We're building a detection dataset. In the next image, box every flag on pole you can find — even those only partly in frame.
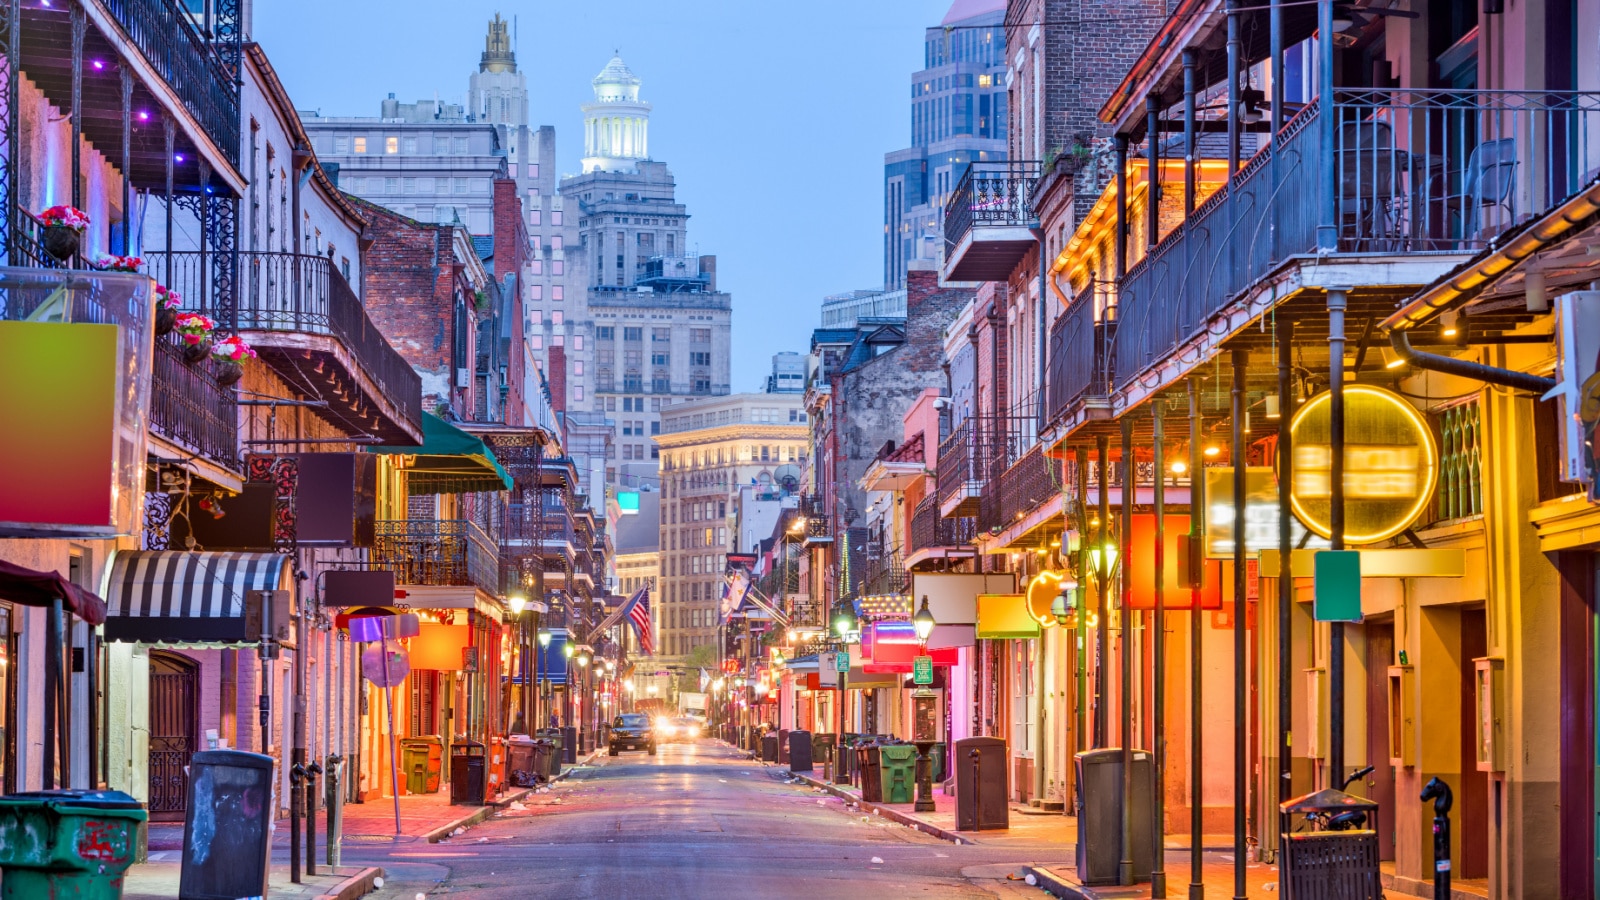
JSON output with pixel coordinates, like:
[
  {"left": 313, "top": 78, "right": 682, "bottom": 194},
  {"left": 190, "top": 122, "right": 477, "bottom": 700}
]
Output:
[
  {"left": 720, "top": 567, "right": 751, "bottom": 625},
  {"left": 625, "top": 587, "right": 655, "bottom": 655}
]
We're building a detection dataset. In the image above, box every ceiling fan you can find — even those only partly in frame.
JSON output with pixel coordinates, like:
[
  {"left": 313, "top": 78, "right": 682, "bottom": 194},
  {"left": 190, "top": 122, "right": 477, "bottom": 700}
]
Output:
[{"left": 1332, "top": 2, "right": 1420, "bottom": 33}]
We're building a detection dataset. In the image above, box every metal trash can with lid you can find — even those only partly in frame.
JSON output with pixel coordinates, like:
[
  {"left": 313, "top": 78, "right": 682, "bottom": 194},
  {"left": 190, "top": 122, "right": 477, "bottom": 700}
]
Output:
[
  {"left": 856, "top": 740, "right": 884, "bottom": 802},
  {"left": 1279, "top": 788, "right": 1381, "bottom": 900},
  {"left": 761, "top": 731, "right": 780, "bottom": 763},
  {"left": 1074, "top": 747, "right": 1154, "bottom": 885},
  {"left": 399, "top": 735, "right": 444, "bottom": 794},
  {"left": 535, "top": 728, "right": 564, "bottom": 776},
  {"left": 0, "top": 789, "right": 147, "bottom": 900},
  {"left": 955, "top": 736, "right": 1009, "bottom": 831},
  {"left": 879, "top": 743, "right": 919, "bottom": 804},
  {"left": 450, "top": 740, "right": 488, "bottom": 805},
  {"left": 788, "top": 729, "right": 813, "bottom": 773}
]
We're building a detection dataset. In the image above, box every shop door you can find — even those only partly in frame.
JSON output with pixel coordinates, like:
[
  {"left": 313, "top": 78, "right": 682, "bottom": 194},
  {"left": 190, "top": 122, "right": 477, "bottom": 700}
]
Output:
[
  {"left": 1458, "top": 608, "right": 1489, "bottom": 878},
  {"left": 1364, "top": 622, "right": 1397, "bottom": 861},
  {"left": 148, "top": 652, "right": 199, "bottom": 822}
]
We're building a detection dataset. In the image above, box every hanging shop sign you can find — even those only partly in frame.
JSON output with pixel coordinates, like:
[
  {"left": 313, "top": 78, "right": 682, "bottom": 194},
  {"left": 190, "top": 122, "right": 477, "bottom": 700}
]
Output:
[
  {"left": 1204, "top": 468, "right": 1327, "bottom": 559},
  {"left": 1289, "top": 385, "right": 1439, "bottom": 545}
]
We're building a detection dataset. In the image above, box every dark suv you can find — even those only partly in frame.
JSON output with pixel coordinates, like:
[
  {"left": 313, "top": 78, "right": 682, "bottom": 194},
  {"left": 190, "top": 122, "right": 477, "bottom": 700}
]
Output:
[{"left": 609, "top": 713, "right": 656, "bottom": 756}]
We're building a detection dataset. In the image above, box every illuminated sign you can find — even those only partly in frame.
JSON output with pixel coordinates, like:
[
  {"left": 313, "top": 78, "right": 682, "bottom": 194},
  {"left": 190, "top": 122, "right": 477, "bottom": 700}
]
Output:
[
  {"left": 1289, "top": 385, "right": 1438, "bottom": 545},
  {"left": 1205, "top": 468, "right": 1327, "bottom": 559}
]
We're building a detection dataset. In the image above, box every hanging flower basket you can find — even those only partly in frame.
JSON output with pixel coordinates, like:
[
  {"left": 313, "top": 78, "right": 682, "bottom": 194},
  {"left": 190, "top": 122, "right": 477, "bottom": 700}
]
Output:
[
  {"left": 38, "top": 206, "right": 89, "bottom": 262},
  {"left": 173, "top": 312, "right": 216, "bottom": 366},
  {"left": 153, "top": 285, "right": 182, "bottom": 336},
  {"left": 92, "top": 253, "right": 144, "bottom": 273},
  {"left": 210, "top": 335, "right": 256, "bottom": 387}
]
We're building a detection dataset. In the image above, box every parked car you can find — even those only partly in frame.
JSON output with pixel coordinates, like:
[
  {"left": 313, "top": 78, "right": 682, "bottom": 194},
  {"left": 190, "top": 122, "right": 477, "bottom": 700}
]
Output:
[
  {"left": 609, "top": 713, "right": 656, "bottom": 756},
  {"left": 656, "top": 716, "right": 704, "bottom": 743}
]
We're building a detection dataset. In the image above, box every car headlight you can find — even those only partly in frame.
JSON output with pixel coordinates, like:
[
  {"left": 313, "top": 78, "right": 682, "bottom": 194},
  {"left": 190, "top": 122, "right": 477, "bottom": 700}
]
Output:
[
  {"left": 659, "top": 725, "right": 675, "bottom": 736},
  {"left": 689, "top": 726, "right": 702, "bottom": 737}
]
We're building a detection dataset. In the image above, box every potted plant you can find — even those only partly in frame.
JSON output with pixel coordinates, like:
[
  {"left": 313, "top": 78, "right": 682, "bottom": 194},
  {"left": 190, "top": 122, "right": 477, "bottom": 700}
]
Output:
[
  {"left": 173, "top": 312, "right": 216, "bottom": 364},
  {"left": 210, "top": 334, "right": 255, "bottom": 387},
  {"left": 153, "top": 285, "right": 182, "bottom": 336},
  {"left": 91, "top": 252, "right": 144, "bottom": 273},
  {"left": 37, "top": 205, "right": 89, "bottom": 262}
]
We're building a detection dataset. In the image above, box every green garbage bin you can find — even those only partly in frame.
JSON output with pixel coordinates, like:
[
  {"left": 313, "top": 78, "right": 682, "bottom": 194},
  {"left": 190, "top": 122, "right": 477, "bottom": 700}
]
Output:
[
  {"left": 399, "top": 735, "right": 443, "bottom": 794},
  {"left": 0, "top": 789, "right": 147, "bottom": 900},
  {"left": 880, "top": 744, "right": 919, "bottom": 804},
  {"left": 536, "top": 728, "right": 564, "bottom": 776}
]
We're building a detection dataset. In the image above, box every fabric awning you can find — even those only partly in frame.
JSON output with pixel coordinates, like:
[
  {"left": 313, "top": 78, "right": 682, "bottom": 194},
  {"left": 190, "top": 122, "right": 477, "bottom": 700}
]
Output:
[
  {"left": 370, "top": 413, "right": 513, "bottom": 495},
  {"left": 0, "top": 560, "right": 106, "bottom": 624},
  {"left": 104, "top": 551, "right": 291, "bottom": 643}
]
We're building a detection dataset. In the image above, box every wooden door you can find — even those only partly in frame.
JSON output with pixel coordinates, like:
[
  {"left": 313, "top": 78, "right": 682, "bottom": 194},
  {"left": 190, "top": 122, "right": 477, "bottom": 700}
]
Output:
[
  {"left": 148, "top": 652, "right": 199, "bottom": 821},
  {"left": 1459, "top": 608, "right": 1490, "bottom": 878},
  {"left": 1364, "top": 622, "right": 1397, "bottom": 861}
]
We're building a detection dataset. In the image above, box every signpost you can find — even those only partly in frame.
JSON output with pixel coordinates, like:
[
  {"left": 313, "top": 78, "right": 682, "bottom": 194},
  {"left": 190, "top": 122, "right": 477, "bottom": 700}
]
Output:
[
  {"left": 835, "top": 650, "right": 851, "bottom": 673},
  {"left": 351, "top": 613, "right": 419, "bottom": 835}
]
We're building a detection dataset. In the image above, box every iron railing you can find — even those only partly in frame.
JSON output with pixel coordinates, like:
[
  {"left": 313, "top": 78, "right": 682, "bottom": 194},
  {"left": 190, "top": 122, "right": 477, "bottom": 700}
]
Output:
[
  {"left": 909, "top": 495, "right": 975, "bottom": 553},
  {"left": 992, "top": 445, "right": 1058, "bottom": 533},
  {"left": 944, "top": 161, "right": 1042, "bottom": 258},
  {"left": 1046, "top": 282, "right": 1115, "bottom": 425},
  {"left": 936, "top": 418, "right": 988, "bottom": 511},
  {"left": 98, "top": 0, "right": 241, "bottom": 165},
  {"left": 373, "top": 519, "right": 499, "bottom": 593},
  {"left": 148, "top": 335, "right": 240, "bottom": 470},
  {"left": 149, "top": 251, "right": 422, "bottom": 431},
  {"left": 861, "top": 549, "right": 907, "bottom": 597}
]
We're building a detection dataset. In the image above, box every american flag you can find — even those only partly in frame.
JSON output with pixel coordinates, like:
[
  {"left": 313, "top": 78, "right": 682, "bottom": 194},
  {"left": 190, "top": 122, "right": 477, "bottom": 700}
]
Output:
[{"left": 625, "top": 587, "right": 655, "bottom": 655}]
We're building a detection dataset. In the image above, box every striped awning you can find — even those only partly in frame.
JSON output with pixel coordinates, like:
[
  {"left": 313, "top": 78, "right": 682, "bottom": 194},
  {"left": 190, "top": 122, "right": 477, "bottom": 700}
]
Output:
[{"left": 104, "top": 551, "right": 292, "bottom": 644}]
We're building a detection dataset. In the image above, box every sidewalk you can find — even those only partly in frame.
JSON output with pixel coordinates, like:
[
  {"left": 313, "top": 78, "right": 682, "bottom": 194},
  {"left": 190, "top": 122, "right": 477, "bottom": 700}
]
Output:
[{"left": 129, "top": 748, "right": 600, "bottom": 899}]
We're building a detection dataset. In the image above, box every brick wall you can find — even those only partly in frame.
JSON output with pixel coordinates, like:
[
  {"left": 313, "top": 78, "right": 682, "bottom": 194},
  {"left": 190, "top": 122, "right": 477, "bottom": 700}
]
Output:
[
  {"left": 493, "top": 177, "right": 528, "bottom": 425},
  {"left": 547, "top": 344, "right": 567, "bottom": 414}
]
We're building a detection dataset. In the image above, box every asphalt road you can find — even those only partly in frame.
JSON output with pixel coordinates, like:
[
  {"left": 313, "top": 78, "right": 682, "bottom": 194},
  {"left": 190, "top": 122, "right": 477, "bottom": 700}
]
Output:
[{"left": 344, "top": 739, "right": 1064, "bottom": 900}]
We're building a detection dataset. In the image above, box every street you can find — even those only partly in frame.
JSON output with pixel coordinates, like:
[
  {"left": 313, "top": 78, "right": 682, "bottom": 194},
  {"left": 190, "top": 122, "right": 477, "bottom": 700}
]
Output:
[{"left": 348, "top": 741, "right": 1054, "bottom": 900}]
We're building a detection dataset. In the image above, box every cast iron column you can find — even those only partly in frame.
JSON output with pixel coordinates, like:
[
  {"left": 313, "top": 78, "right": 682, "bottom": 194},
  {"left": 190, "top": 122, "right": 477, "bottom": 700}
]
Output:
[
  {"left": 1095, "top": 434, "right": 1110, "bottom": 749},
  {"left": 1328, "top": 288, "right": 1349, "bottom": 787},
  {"left": 1187, "top": 379, "right": 1204, "bottom": 900},
  {"left": 1230, "top": 349, "right": 1248, "bottom": 900},
  {"left": 1152, "top": 400, "right": 1167, "bottom": 898},
  {"left": 1119, "top": 417, "right": 1135, "bottom": 887}
]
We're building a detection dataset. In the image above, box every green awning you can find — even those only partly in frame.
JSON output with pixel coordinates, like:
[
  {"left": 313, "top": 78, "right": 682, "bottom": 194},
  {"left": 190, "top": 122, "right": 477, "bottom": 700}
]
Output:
[{"left": 370, "top": 413, "right": 513, "bottom": 495}]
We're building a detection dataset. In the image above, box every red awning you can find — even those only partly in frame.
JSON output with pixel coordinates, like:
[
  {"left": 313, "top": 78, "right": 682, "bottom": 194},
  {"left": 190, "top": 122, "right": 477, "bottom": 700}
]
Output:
[{"left": 0, "top": 560, "right": 107, "bottom": 625}]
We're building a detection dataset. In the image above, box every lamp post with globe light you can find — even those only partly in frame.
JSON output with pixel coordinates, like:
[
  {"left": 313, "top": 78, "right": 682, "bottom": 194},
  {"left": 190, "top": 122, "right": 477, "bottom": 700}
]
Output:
[
  {"left": 831, "top": 601, "right": 857, "bottom": 785},
  {"left": 536, "top": 627, "right": 552, "bottom": 733},
  {"left": 911, "top": 595, "right": 939, "bottom": 812},
  {"left": 508, "top": 594, "right": 529, "bottom": 734}
]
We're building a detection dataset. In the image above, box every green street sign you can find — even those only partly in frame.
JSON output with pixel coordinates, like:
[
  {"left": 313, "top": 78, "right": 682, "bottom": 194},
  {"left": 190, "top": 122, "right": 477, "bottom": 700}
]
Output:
[
  {"left": 835, "top": 651, "right": 850, "bottom": 673},
  {"left": 1314, "top": 550, "right": 1363, "bottom": 622},
  {"left": 913, "top": 655, "right": 933, "bottom": 685}
]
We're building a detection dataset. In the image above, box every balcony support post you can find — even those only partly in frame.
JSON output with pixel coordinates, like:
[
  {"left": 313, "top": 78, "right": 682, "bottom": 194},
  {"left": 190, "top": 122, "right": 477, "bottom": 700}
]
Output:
[
  {"left": 1182, "top": 50, "right": 1198, "bottom": 217},
  {"left": 1094, "top": 434, "right": 1109, "bottom": 749},
  {"left": 1275, "top": 314, "right": 1295, "bottom": 868},
  {"left": 2, "top": 0, "right": 17, "bottom": 265},
  {"left": 1151, "top": 400, "right": 1167, "bottom": 898},
  {"left": 70, "top": 4, "right": 84, "bottom": 216},
  {"left": 1118, "top": 416, "right": 1135, "bottom": 887},
  {"left": 164, "top": 120, "right": 175, "bottom": 286},
  {"left": 1186, "top": 377, "right": 1204, "bottom": 900},
  {"left": 198, "top": 158, "right": 210, "bottom": 313},
  {"left": 1114, "top": 136, "right": 1129, "bottom": 279},
  {"left": 119, "top": 66, "right": 133, "bottom": 254},
  {"left": 1146, "top": 98, "right": 1161, "bottom": 252},
  {"left": 1327, "top": 287, "right": 1348, "bottom": 789},
  {"left": 1075, "top": 446, "right": 1090, "bottom": 759},
  {"left": 1230, "top": 347, "right": 1247, "bottom": 900},
  {"left": 1226, "top": 0, "right": 1241, "bottom": 177},
  {"left": 1269, "top": 0, "right": 1285, "bottom": 141},
  {"left": 1316, "top": 0, "right": 1338, "bottom": 251}
]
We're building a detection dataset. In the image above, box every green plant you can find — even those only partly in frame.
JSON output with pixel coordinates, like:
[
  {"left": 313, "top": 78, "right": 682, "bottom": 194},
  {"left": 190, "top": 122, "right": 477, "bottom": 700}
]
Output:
[{"left": 474, "top": 289, "right": 490, "bottom": 311}]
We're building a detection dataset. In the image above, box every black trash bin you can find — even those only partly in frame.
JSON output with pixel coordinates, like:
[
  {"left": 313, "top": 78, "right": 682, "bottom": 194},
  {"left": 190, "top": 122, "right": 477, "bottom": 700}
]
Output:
[
  {"left": 856, "top": 740, "right": 884, "bottom": 802},
  {"left": 180, "top": 750, "right": 275, "bottom": 900},
  {"left": 562, "top": 726, "right": 578, "bottom": 763},
  {"left": 1279, "top": 788, "right": 1382, "bottom": 900},
  {"left": 450, "top": 741, "right": 487, "bottom": 805},
  {"left": 954, "top": 736, "right": 1009, "bottom": 831},
  {"left": 778, "top": 729, "right": 790, "bottom": 765},
  {"left": 761, "top": 731, "right": 780, "bottom": 763},
  {"left": 788, "top": 730, "right": 813, "bottom": 773},
  {"left": 535, "top": 728, "right": 564, "bottom": 776},
  {"left": 1074, "top": 748, "right": 1155, "bottom": 885}
]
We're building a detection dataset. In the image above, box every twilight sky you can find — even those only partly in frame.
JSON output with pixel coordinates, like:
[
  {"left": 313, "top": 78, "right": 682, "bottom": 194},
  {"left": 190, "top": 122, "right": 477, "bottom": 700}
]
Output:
[{"left": 253, "top": 0, "right": 953, "bottom": 391}]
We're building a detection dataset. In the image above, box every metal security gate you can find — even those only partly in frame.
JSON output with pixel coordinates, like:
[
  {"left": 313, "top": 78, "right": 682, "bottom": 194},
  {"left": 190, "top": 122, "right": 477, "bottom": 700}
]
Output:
[{"left": 149, "top": 652, "right": 199, "bottom": 821}]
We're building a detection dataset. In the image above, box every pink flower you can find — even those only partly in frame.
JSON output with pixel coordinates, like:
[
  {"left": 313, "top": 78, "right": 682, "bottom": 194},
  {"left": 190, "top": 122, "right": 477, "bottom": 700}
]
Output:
[
  {"left": 154, "top": 284, "right": 183, "bottom": 310},
  {"left": 38, "top": 205, "right": 90, "bottom": 232},
  {"left": 211, "top": 334, "right": 257, "bottom": 363},
  {"left": 93, "top": 253, "right": 145, "bottom": 273},
  {"left": 173, "top": 312, "right": 216, "bottom": 337}
]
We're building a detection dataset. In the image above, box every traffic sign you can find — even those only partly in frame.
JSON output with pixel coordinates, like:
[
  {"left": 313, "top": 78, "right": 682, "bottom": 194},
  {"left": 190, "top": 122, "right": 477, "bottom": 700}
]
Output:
[
  {"left": 913, "top": 655, "right": 933, "bottom": 685},
  {"left": 835, "top": 651, "right": 850, "bottom": 673}
]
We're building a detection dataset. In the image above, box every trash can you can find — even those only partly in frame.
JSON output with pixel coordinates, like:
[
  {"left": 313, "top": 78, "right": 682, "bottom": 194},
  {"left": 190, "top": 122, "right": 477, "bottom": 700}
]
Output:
[
  {"left": 507, "top": 735, "right": 539, "bottom": 787},
  {"left": 856, "top": 740, "right": 884, "bottom": 802},
  {"left": 930, "top": 742, "right": 947, "bottom": 783},
  {"left": 0, "top": 789, "right": 147, "bottom": 900},
  {"left": 1279, "top": 788, "right": 1381, "bottom": 900},
  {"left": 1074, "top": 748, "right": 1155, "bottom": 885},
  {"left": 879, "top": 743, "right": 919, "bottom": 804},
  {"left": 175, "top": 750, "right": 274, "bottom": 900},
  {"left": 778, "top": 729, "right": 790, "bottom": 765},
  {"left": 536, "top": 728, "right": 564, "bottom": 776},
  {"left": 811, "top": 732, "right": 836, "bottom": 777},
  {"left": 788, "top": 730, "right": 813, "bottom": 773},
  {"left": 839, "top": 733, "right": 862, "bottom": 783},
  {"left": 954, "top": 736, "right": 1009, "bottom": 831},
  {"left": 562, "top": 726, "right": 578, "bottom": 763},
  {"left": 761, "top": 731, "right": 780, "bottom": 763},
  {"left": 399, "top": 735, "right": 444, "bottom": 794},
  {"left": 534, "top": 739, "right": 556, "bottom": 779},
  {"left": 450, "top": 741, "right": 488, "bottom": 806}
]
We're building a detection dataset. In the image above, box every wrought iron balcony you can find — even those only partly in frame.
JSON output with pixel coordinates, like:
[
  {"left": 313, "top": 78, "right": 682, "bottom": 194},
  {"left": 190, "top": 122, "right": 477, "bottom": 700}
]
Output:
[
  {"left": 1046, "top": 282, "right": 1115, "bottom": 429},
  {"left": 991, "top": 445, "right": 1058, "bottom": 535},
  {"left": 148, "top": 335, "right": 240, "bottom": 472},
  {"left": 861, "top": 550, "right": 907, "bottom": 597},
  {"left": 943, "top": 161, "right": 1041, "bottom": 282},
  {"left": 151, "top": 251, "right": 422, "bottom": 443},
  {"left": 373, "top": 519, "right": 499, "bottom": 594},
  {"left": 1114, "top": 88, "right": 1600, "bottom": 397},
  {"left": 908, "top": 495, "right": 975, "bottom": 555}
]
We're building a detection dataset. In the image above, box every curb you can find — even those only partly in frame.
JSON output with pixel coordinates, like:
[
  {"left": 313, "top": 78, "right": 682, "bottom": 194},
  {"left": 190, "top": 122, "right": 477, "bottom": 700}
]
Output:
[
  {"left": 312, "top": 865, "right": 385, "bottom": 900},
  {"left": 423, "top": 749, "right": 601, "bottom": 843},
  {"left": 1025, "top": 865, "right": 1090, "bottom": 900},
  {"left": 793, "top": 773, "right": 971, "bottom": 846}
]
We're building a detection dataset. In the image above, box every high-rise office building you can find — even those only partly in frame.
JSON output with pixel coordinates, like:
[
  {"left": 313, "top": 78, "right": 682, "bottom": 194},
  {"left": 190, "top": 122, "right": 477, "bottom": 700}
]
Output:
[
  {"left": 883, "top": 0, "right": 1008, "bottom": 289},
  {"left": 558, "top": 57, "right": 733, "bottom": 485}
]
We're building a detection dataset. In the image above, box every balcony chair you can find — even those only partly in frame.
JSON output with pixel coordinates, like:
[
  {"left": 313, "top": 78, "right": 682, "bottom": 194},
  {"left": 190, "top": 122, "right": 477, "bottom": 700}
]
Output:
[
  {"left": 1335, "top": 119, "right": 1405, "bottom": 251},
  {"left": 1444, "top": 137, "right": 1518, "bottom": 243}
]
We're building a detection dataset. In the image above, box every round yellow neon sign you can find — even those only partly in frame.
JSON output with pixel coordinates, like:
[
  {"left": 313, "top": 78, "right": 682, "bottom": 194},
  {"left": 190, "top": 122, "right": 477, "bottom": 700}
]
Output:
[{"left": 1287, "top": 384, "right": 1438, "bottom": 545}]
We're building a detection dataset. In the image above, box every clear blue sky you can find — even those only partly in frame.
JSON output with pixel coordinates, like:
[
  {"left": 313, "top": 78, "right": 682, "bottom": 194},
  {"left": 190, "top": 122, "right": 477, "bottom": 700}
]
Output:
[{"left": 253, "top": 0, "right": 952, "bottom": 391}]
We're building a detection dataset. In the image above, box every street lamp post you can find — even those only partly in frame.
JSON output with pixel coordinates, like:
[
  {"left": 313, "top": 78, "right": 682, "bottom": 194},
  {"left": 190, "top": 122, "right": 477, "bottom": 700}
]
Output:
[
  {"left": 832, "top": 603, "right": 856, "bottom": 785},
  {"left": 911, "top": 595, "right": 938, "bottom": 813},
  {"left": 537, "top": 628, "right": 551, "bottom": 732},
  {"left": 509, "top": 595, "right": 528, "bottom": 734}
]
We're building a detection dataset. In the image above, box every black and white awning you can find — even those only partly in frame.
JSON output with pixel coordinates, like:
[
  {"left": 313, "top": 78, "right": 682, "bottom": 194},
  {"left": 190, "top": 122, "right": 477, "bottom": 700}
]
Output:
[{"left": 104, "top": 551, "right": 292, "bottom": 644}]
